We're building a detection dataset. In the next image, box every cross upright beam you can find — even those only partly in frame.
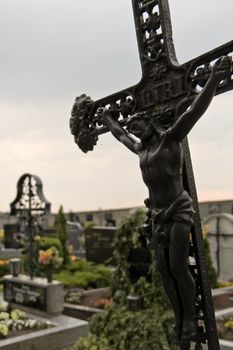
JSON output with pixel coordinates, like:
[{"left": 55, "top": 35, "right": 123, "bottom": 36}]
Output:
[{"left": 70, "top": 1, "right": 233, "bottom": 349}]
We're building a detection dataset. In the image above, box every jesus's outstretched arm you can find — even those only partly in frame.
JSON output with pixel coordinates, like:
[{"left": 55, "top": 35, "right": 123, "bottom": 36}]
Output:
[
  {"left": 101, "top": 108, "right": 139, "bottom": 154},
  {"left": 169, "top": 56, "right": 232, "bottom": 142}
]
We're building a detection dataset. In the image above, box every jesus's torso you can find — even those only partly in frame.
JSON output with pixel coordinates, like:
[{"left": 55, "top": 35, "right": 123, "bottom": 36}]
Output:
[{"left": 139, "top": 135, "right": 184, "bottom": 209}]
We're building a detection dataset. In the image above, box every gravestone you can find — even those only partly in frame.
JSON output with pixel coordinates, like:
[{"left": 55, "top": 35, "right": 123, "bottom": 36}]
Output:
[
  {"left": 85, "top": 226, "right": 115, "bottom": 265},
  {"left": 3, "top": 223, "right": 23, "bottom": 249},
  {"left": 204, "top": 213, "right": 233, "bottom": 281},
  {"left": 4, "top": 174, "right": 64, "bottom": 316},
  {"left": 66, "top": 221, "right": 84, "bottom": 251},
  {"left": 3, "top": 275, "right": 64, "bottom": 315}
]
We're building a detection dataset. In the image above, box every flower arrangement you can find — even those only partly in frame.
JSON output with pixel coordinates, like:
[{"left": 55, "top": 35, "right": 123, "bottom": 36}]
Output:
[
  {"left": 38, "top": 246, "right": 63, "bottom": 268},
  {"left": 0, "top": 305, "right": 51, "bottom": 338},
  {"left": 0, "top": 324, "right": 8, "bottom": 337},
  {"left": 224, "top": 317, "right": 233, "bottom": 329},
  {"left": 70, "top": 255, "right": 78, "bottom": 262},
  {"left": 0, "top": 259, "right": 10, "bottom": 266},
  {"left": 0, "top": 259, "right": 11, "bottom": 280},
  {"left": 39, "top": 246, "right": 63, "bottom": 283},
  {"left": 95, "top": 298, "right": 113, "bottom": 310}
]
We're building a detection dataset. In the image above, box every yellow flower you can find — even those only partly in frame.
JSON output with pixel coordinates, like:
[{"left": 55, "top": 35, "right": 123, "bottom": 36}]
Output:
[
  {"left": 67, "top": 245, "right": 74, "bottom": 254},
  {"left": 34, "top": 235, "right": 41, "bottom": 241},
  {"left": 39, "top": 247, "right": 63, "bottom": 267},
  {"left": 11, "top": 309, "right": 26, "bottom": 321},
  {"left": 0, "top": 324, "right": 9, "bottom": 337},
  {"left": 0, "top": 312, "right": 9, "bottom": 321},
  {"left": 224, "top": 317, "right": 233, "bottom": 329},
  {"left": 202, "top": 224, "right": 209, "bottom": 239},
  {"left": 47, "top": 248, "right": 54, "bottom": 257}
]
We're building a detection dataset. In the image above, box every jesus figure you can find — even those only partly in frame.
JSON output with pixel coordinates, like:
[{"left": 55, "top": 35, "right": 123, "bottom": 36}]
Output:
[{"left": 100, "top": 56, "right": 231, "bottom": 342}]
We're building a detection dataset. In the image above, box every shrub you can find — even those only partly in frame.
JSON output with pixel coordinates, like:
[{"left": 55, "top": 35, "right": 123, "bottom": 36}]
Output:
[
  {"left": 203, "top": 237, "right": 218, "bottom": 288},
  {"left": 75, "top": 210, "right": 177, "bottom": 350},
  {"left": 54, "top": 259, "right": 112, "bottom": 289},
  {"left": 75, "top": 306, "right": 176, "bottom": 350},
  {"left": 56, "top": 205, "right": 70, "bottom": 266},
  {"left": 65, "top": 259, "right": 94, "bottom": 273}
]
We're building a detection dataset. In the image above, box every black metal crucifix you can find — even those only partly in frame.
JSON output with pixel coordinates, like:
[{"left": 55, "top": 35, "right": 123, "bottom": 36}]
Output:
[
  {"left": 70, "top": 1, "right": 233, "bottom": 349},
  {"left": 10, "top": 174, "right": 51, "bottom": 279}
]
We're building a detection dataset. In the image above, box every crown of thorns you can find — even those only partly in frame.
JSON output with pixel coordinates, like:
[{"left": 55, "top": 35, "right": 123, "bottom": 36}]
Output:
[{"left": 126, "top": 112, "right": 148, "bottom": 128}]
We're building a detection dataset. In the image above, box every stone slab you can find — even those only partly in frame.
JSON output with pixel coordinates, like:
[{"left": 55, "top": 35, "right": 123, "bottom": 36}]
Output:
[
  {"left": 64, "top": 303, "right": 102, "bottom": 321},
  {"left": 0, "top": 249, "right": 23, "bottom": 259},
  {"left": 0, "top": 314, "right": 88, "bottom": 350},
  {"left": 3, "top": 275, "right": 64, "bottom": 315},
  {"left": 219, "top": 339, "right": 233, "bottom": 350}
]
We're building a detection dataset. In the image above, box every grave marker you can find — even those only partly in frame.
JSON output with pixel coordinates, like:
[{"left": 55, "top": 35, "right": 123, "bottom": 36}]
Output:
[
  {"left": 85, "top": 226, "right": 115, "bottom": 265},
  {"left": 3, "top": 275, "right": 64, "bottom": 315}
]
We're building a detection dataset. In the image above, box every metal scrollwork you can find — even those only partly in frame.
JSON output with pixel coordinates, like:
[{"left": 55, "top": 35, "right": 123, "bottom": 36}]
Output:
[
  {"left": 139, "top": 0, "right": 164, "bottom": 61},
  {"left": 191, "top": 54, "right": 233, "bottom": 93},
  {"left": 70, "top": 93, "right": 136, "bottom": 152},
  {"left": 70, "top": 94, "right": 97, "bottom": 153},
  {"left": 10, "top": 174, "right": 51, "bottom": 279}
]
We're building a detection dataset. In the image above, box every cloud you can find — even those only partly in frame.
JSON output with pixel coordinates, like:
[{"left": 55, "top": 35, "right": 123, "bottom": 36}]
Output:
[{"left": 0, "top": 0, "right": 232, "bottom": 212}]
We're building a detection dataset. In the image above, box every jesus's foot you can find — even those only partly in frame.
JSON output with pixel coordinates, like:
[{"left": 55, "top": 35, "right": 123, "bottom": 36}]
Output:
[
  {"left": 173, "top": 322, "right": 182, "bottom": 340},
  {"left": 181, "top": 319, "right": 197, "bottom": 343}
]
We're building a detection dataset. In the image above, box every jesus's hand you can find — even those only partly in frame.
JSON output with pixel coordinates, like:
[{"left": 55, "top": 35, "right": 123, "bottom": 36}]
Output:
[{"left": 212, "top": 55, "right": 232, "bottom": 82}]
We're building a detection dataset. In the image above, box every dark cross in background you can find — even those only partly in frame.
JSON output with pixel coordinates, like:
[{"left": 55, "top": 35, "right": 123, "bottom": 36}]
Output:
[
  {"left": 10, "top": 174, "right": 51, "bottom": 279},
  {"left": 70, "top": 1, "right": 233, "bottom": 349}
]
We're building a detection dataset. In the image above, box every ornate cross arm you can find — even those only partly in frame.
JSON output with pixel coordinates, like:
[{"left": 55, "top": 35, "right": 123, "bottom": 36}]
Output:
[
  {"left": 70, "top": 90, "right": 137, "bottom": 153},
  {"left": 184, "top": 40, "right": 233, "bottom": 96},
  {"left": 70, "top": 0, "right": 232, "bottom": 154},
  {"left": 70, "top": 52, "right": 232, "bottom": 153}
]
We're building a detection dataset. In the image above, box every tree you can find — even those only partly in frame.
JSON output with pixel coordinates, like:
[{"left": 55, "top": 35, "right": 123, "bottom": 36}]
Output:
[{"left": 56, "top": 205, "right": 70, "bottom": 266}]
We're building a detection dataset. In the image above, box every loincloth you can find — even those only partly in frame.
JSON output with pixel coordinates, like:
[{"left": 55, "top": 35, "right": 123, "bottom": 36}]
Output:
[{"left": 151, "top": 191, "right": 195, "bottom": 248}]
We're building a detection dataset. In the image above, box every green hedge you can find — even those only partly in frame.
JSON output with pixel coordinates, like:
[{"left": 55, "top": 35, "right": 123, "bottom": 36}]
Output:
[
  {"left": 54, "top": 259, "right": 112, "bottom": 289},
  {"left": 75, "top": 210, "right": 177, "bottom": 350},
  {"left": 75, "top": 304, "right": 176, "bottom": 350}
]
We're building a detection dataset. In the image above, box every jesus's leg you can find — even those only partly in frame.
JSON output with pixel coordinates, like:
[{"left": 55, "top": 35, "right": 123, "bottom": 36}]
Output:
[
  {"left": 155, "top": 237, "right": 183, "bottom": 339},
  {"left": 169, "top": 221, "right": 196, "bottom": 342}
]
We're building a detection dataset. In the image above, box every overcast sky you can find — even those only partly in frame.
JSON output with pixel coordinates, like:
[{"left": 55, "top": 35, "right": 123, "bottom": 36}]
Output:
[{"left": 0, "top": 0, "right": 232, "bottom": 213}]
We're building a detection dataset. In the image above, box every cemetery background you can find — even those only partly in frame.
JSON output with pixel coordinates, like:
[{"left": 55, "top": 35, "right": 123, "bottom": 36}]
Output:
[
  {"left": 0, "top": 194, "right": 230, "bottom": 349},
  {"left": 0, "top": 197, "right": 232, "bottom": 349}
]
